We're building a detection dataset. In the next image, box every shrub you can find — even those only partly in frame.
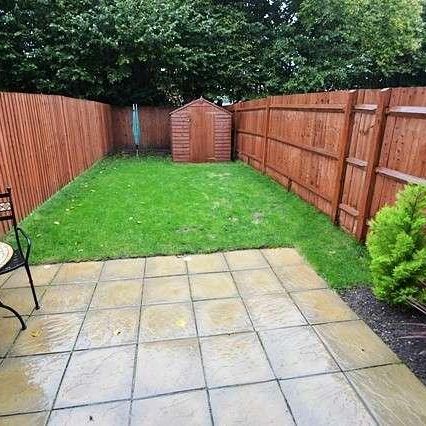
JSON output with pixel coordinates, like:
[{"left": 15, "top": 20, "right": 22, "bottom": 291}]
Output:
[{"left": 366, "top": 184, "right": 426, "bottom": 306}]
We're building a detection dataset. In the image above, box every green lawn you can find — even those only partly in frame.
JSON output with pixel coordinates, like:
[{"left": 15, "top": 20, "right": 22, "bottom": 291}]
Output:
[{"left": 6, "top": 156, "right": 370, "bottom": 289}]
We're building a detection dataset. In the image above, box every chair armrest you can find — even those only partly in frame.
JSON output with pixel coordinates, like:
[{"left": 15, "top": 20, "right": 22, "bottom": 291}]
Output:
[{"left": 16, "top": 227, "right": 31, "bottom": 262}]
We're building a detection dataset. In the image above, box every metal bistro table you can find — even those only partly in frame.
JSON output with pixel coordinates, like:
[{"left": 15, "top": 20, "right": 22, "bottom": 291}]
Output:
[{"left": 0, "top": 241, "right": 27, "bottom": 329}]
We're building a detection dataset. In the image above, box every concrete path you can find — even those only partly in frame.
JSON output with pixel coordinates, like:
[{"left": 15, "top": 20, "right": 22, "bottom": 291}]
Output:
[{"left": 0, "top": 248, "right": 425, "bottom": 425}]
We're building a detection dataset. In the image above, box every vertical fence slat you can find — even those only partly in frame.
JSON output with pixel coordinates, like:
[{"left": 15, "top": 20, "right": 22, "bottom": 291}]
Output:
[{"left": 355, "top": 88, "right": 392, "bottom": 240}]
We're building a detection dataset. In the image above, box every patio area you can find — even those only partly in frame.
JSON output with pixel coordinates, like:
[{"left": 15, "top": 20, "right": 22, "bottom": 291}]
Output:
[{"left": 0, "top": 248, "right": 425, "bottom": 425}]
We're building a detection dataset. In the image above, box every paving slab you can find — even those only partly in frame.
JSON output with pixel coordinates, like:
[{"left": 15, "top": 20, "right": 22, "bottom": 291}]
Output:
[
  {"left": 52, "top": 261, "right": 103, "bottom": 284},
  {"left": 189, "top": 272, "right": 238, "bottom": 300},
  {"left": 0, "top": 317, "right": 22, "bottom": 357},
  {"left": 194, "top": 298, "right": 252, "bottom": 336},
  {"left": 10, "top": 312, "right": 84, "bottom": 356},
  {"left": 200, "top": 332, "right": 274, "bottom": 387},
  {"left": 143, "top": 275, "right": 190, "bottom": 305},
  {"left": 315, "top": 320, "right": 400, "bottom": 370},
  {"left": 0, "top": 286, "right": 46, "bottom": 317},
  {"left": 145, "top": 256, "right": 186, "bottom": 277},
  {"left": 259, "top": 326, "right": 339, "bottom": 379},
  {"left": 2, "top": 264, "right": 60, "bottom": 288},
  {"left": 100, "top": 258, "right": 145, "bottom": 281},
  {"left": 224, "top": 249, "right": 269, "bottom": 270},
  {"left": 76, "top": 307, "right": 139, "bottom": 350},
  {"left": 49, "top": 401, "right": 130, "bottom": 426},
  {"left": 0, "top": 412, "right": 49, "bottom": 426},
  {"left": 55, "top": 345, "right": 135, "bottom": 408},
  {"left": 90, "top": 279, "right": 142, "bottom": 309},
  {"left": 291, "top": 289, "right": 358, "bottom": 324},
  {"left": 244, "top": 293, "right": 306, "bottom": 330},
  {"left": 210, "top": 381, "right": 294, "bottom": 425},
  {"left": 261, "top": 248, "right": 304, "bottom": 268},
  {"left": 186, "top": 253, "right": 228, "bottom": 274},
  {"left": 139, "top": 302, "right": 196, "bottom": 341},
  {"left": 131, "top": 390, "right": 211, "bottom": 426},
  {"left": 0, "top": 353, "right": 68, "bottom": 415},
  {"left": 280, "top": 373, "right": 375, "bottom": 425},
  {"left": 275, "top": 264, "right": 328, "bottom": 292},
  {"left": 134, "top": 338, "right": 204, "bottom": 398},
  {"left": 233, "top": 269, "right": 284, "bottom": 297},
  {"left": 347, "top": 364, "right": 426, "bottom": 425}
]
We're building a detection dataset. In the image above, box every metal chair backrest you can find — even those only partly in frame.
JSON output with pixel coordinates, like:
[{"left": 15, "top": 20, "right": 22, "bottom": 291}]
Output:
[{"left": 0, "top": 187, "right": 18, "bottom": 228}]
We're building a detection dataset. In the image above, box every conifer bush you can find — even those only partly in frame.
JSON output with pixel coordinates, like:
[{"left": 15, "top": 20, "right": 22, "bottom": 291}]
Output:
[{"left": 366, "top": 184, "right": 426, "bottom": 306}]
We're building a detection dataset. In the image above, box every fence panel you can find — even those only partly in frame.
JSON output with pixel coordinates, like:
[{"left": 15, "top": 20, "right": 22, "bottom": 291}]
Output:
[
  {"left": 233, "top": 87, "right": 426, "bottom": 240},
  {"left": 0, "top": 92, "right": 113, "bottom": 235},
  {"left": 112, "top": 106, "right": 173, "bottom": 152}
]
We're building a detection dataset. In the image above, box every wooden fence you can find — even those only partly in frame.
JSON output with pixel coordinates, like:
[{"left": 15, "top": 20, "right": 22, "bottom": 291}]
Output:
[
  {"left": 112, "top": 106, "right": 173, "bottom": 152},
  {"left": 229, "top": 87, "right": 426, "bottom": 240},
  {"left": 0, "top": 92, "right": 113, "bottom": 235}
]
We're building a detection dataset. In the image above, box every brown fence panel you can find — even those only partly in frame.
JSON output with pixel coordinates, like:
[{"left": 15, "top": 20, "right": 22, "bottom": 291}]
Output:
[
  {"left": 233, "top": 87, "right": 426, "bottom": 241},
  {"left": 0, "top": 92, "right": 113, "bottom": 235},
  {"left": 112, "top": 106, "right": 173, "bottom": 152}
]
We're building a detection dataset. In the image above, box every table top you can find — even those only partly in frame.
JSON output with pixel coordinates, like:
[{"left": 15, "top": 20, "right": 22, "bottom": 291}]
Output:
[{"left": 0, "top": 242, "right": 13, "bottom": 269}]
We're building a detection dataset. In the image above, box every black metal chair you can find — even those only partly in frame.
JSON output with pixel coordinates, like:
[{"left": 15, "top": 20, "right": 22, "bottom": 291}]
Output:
[{"left": 0, "top": 187, "right": 39, "bottom": 329}]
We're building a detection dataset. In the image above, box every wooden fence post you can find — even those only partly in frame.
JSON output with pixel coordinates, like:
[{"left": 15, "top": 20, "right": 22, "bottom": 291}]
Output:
[
  {"left": 261, "top": 97, "right": 271, "bottom": 173},
  {"left": 232, "top": 102, "right": 240, "bottom": 161},
  {"left": 356, "top": 88, "right": 392, "bottom": 241},
  {"left": 332, "top": 90, "right": 357, "bottom": 223}
]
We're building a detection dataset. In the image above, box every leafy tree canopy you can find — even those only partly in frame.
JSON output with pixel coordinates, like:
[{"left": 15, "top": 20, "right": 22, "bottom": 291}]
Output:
[{"left": 0, "top": 0, "right": 424, "bottom": 105}]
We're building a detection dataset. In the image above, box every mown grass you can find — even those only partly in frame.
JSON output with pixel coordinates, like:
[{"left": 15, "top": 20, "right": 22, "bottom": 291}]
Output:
[{"left": 5, "top": 156, "right": 370, "bottom": 289}]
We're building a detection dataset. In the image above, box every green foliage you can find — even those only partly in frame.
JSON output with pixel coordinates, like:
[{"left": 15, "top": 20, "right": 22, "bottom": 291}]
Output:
[
  {"left": 367, "top": 185, "right": 426, "bottom": 305},
  {"left": 0, "top": 0, "right": 425, "bottom": 104}
]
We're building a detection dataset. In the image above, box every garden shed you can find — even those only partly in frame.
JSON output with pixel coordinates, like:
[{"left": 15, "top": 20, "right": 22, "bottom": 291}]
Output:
[{"left": 170, "top": 97, "right": 232, "bottom": 162}]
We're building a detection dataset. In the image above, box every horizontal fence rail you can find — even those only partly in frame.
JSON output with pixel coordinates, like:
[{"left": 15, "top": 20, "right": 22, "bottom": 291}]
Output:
[
  {"left": 229, "top": 87, "right": 426, "bottom": 241},
  {"left": 0, "top": 92, "right": 114, "bottom": 235}
]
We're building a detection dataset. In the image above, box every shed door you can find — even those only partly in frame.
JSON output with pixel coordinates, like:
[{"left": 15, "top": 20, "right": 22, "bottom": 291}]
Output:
[{"left": 189, "top": 108, "right": 215, "bottom": 162}]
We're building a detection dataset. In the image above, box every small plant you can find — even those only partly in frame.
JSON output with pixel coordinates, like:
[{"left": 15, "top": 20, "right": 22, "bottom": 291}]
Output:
[{"left": 366, "top": 184, "right": 426, "bottom": 308}]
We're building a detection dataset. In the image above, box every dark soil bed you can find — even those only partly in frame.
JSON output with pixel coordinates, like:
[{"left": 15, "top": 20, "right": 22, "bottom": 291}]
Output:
[{"left": 340, "top": 286, "right": 426, "bottom": 385}]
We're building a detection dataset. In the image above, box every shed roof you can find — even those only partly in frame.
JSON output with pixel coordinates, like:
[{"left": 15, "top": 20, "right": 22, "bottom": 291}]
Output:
[{"left": 170, "top": 97, "right": 232, "bottom": 116}]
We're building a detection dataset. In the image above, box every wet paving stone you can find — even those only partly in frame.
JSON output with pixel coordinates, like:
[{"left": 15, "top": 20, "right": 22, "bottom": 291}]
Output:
[
  {"left": 139, "top": 303, "right": 196, "bottom": 342},
  {"left": 49, "top": 400, "right": 130, "bottom": 426},
  {"left": 143, "top": 275, "right": 190, "bottom": 305},
  {"left": 37, "top": 283, "right": 94, "bottom": 314},
  {"left": 275, "top": 264, "right": 328, "bottom": 292},
  {"left": 131, "top": 390, "right": 211, "bottom": 426},
  {"left": 347, "top": 364, "right": 426, "bottom": 425},
  {"left": 189, "top": 272, "right": 238, "bottom": 300},
  {"left": 11, "top": 313, "right": 84, "bottom": 356},
  {"left": 0, "top": 317, "right": 22, "bottom": 357},
  {"left": 100, "top": 258, "right": 145, "bottom": 281},
  {"left": 233, "top": 269, "right": 283, "bottom": 297},
  {"left": 261, "top": 248, "right": 304, "bottom": 269},
  {"left": 210, "top": 381, "right": 294, "bottom": 426},
  {"left": 291, "top": 289, "right": 358, "bottom": 324},
  {"left": 0, "top": 411, "right": 49, "bottom": 426},
  {"left": 55, "top": 345, "right": 135, "bottom": 408},
  {"left": 200, "top": 332, "right": 274, "bottom": 387},
  {"left": 76, "top": 307, "right": 140, "bottom": 350},
  {"left": 0, "top": 286, "right": 45, "bottom": 317},
  {"left": 145, "top": 256, "right": 186, "bottom": 277},
  {"left": 0, "top": 272, "right": 11, "bottom": 287},
  {"left": 280, "top": 373, "right": 375, "bottom": 426},
  {"left": 224, "top": 249, "right": 269, "bottom": 270},
  {"left": 315, "top": 320, "right": 400, "bottom": 370},
  {"left": 134, "top": 338, "right": 204, "bottom": 398},
  {"left": 186, "top": 253, "right": 228, "bottom": 274},
  {"left": 90, "top": 280, "right": 142, "bottom": 309},
  {"left": 244, "top": 293, "right": 307, "bottom": 331},
  {"left": 0, "top": 353, "right": 68, "bottom": 415},
  {"left": 259, "top": 326, "right": 339, "bottom": 379},
  {"left": 3, "top": 264, "right": 60, "bottom": 288},
  {"left": 52, "top": 261, "right": 103, "bottom": 284},
  {"left": 194, "top": 298, "right": 252, "bottom": 336}
]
